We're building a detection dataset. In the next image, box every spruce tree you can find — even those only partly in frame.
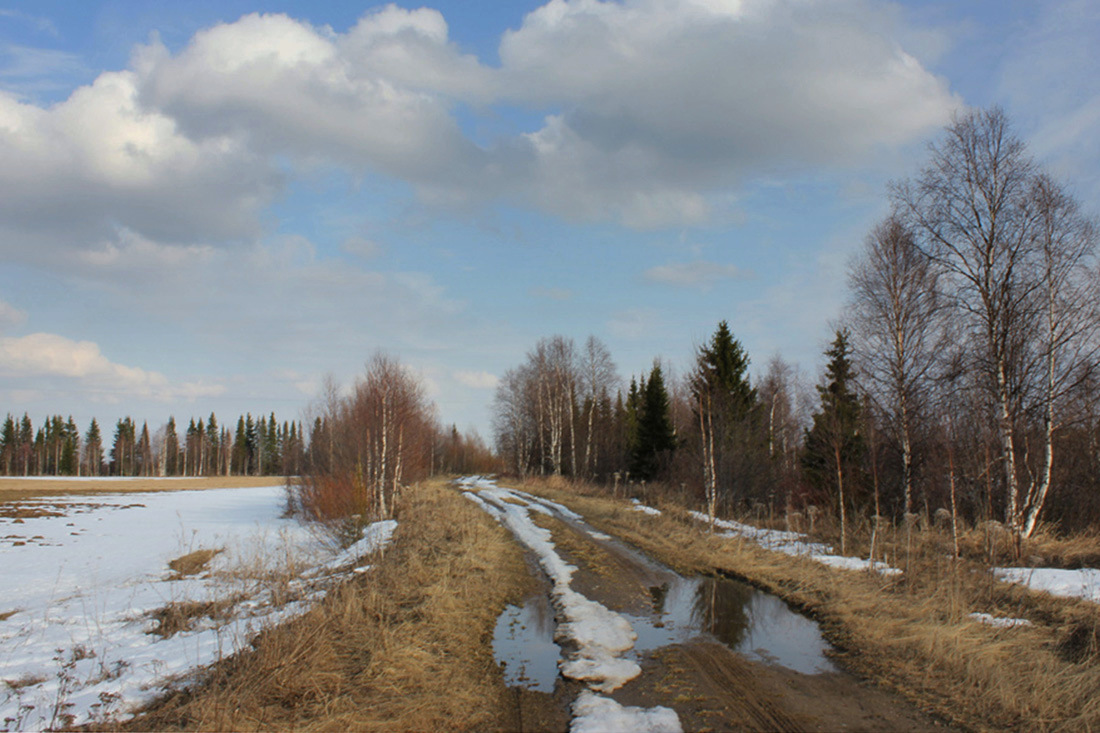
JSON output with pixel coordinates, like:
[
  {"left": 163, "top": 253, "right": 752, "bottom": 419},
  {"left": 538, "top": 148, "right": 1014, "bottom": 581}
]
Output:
[
  {"left": 1, "top": 414, "right": 15, "bottom": 475},
  {"left": 802, "top": 328, "right": 865, "bottom": 552},
  {"left": 18, "top": 414, "right": 33, "bottom": 475},
  {"left": 85, "top": 419, "right": 103, "bottom": 476},
  {"left": 165, "top": 417, "right": 179, "bottom": 476},
  {"left": 631, "top": 362, "right": 677, "bottom": 481}
]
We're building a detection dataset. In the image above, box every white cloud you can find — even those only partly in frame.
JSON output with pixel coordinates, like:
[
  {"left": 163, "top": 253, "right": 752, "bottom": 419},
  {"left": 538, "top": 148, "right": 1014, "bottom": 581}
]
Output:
[
  {"left": 643, "top": 261, "right": 745, "bottom": 290},
  {"left": 454, "top": 370, "right": 500, "bottom": 389},
  {"left": 0, "top": 69, "right": 277, "bottom": 261},
  {"left": 0, "top": 332, "right": 225, "bottom": 402},
  {"left": 123, "top": 1, "right": 958, "bottom": 230}
]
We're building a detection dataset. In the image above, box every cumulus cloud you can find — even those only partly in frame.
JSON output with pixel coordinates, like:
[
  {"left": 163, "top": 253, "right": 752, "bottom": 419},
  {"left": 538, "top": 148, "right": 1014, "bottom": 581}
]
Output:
[
  {"left": 131, "top": 0, "right": 957, "bottom": 228},
  {"left": 0, "top": 69, "right": 277, "bottom": 261},
  {"left": 454, "top": 370, "right": 500, "bottom": 389},
  {"left": 0, "top": 0, "right": 962, "bottom": 260},
  {"left": 0, "top": 332, "right": 225, "bottom": 402},
  {"left": 643, "top": 261, "right": 745, "bottom": 290}
]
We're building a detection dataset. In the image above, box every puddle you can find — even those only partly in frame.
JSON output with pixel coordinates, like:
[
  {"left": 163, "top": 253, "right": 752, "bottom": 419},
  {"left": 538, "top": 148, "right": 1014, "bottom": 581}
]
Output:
[
  {"left": 490, "top": 496, "right": 835, "bottom": 692},
  {"left": 492, "top": 591, "right": 561, "bottom": 692},
  {"left": 627, "top": 574, "right": 836, "bottom": 675}
]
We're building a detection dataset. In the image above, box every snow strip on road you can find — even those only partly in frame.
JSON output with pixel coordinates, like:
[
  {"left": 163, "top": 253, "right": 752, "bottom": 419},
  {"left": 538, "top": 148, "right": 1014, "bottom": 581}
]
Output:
[
  {"left": 459, "top": 477, "right": 680, "bottom": 733},
  {"left": 993, "top": 567, "right": 1100, "bottom": 604},
  {"left": 679, "top": 509, "right": 901, "bottom": 575}
]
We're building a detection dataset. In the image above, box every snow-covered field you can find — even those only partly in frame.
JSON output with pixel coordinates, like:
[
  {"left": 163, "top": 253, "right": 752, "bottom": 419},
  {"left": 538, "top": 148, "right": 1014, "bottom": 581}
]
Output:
[
  {"left": 0, "top": 484, "right": 394, "bottom": 731},
  {"left": 461, "top": 477, "right": 681, "bottom": 733}
]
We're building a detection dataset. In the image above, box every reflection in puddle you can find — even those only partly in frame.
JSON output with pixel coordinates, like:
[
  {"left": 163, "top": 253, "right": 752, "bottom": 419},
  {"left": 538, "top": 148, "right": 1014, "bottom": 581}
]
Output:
[
  {"left": 493, "top": 574, "right": 834, "bottom": 692},
  {"left": 493, "top": 592, "right": 561, "bottom": 692},
  {"left": 627, "top": 575, "right": 836, "bottom": 675}
]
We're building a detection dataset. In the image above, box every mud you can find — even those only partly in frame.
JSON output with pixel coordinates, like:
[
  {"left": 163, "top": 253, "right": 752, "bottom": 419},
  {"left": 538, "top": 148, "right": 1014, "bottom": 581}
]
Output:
[{"left": 501, "top": 509, "right": 953, "bottom": 732}]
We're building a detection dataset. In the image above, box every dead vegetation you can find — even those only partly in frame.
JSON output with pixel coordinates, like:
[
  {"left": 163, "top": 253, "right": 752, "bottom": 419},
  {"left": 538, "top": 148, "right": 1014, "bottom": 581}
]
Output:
[
  {"left": 167, "top": 549, "right": 223, "bottom": 578},
  {"left": 148, "top": 598, "right": 243, "bottom": 638},
  {"left": 518, "top": 477, "right": 1100, "bottom": 731},
  {"left": 122, "top": 478, "right": 534, "bottom": 731},
  {"left": 0, "top": 476, "right": 286, "bottom": 503}
]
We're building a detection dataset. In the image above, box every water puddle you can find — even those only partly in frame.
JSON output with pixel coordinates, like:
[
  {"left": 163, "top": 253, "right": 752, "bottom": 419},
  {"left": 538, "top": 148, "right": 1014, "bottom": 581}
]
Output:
[
  {"left": 627, "top": 574, "right": 836, "bottom": 675},
  {"left": 492, "top": 591, "right": 561, "bottom": 692}
]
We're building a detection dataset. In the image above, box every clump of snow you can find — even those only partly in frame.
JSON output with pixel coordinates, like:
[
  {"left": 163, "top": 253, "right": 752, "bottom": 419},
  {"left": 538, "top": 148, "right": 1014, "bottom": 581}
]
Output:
[
  {"left": 631, "top": 499, "right": 662, "bottom": 516},
  {"left": 588, "top": 530, "right": 612, "bottom": 542},
  {"left": 687, "top": 510, "right": 901, "bottom": 576},
  {"left": 571, "top": 690, "right": 682, "bottom": 733},
  {"left": 463, "top": 478, "right": 678, "bottom": 726},
  {"left": 0, "top": 485, "right": 396, "bottom": 730},
  {"left": 993, "top": 567, "right": 1100, "bottom": 604},
  {"left": 968, "top": 612, "right": 1032, "bottom": 628}
]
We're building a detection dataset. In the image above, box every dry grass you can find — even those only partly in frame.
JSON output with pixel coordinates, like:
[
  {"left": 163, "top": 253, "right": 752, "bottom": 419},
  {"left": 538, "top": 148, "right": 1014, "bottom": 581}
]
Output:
[
  {"left": 516, "top": 478, "right": 1100, "bottom": 732},
  {"left": 0, "top": 476, "right": 288, "bottom": 502},
  {"left": 168, "top": 549, "right": 223, "bottom": 578},
  {"left": 121, "top": 478, "right": 534, "bottom": 732},
  {"left": 149, "top": 597, "right": 244, "bottom": 638}
]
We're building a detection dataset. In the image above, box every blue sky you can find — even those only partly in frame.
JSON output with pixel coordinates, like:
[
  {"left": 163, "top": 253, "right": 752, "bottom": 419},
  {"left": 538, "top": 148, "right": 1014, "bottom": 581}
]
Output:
[{"left": 0, "top": 0, "right": 1097, "bottom": 439}]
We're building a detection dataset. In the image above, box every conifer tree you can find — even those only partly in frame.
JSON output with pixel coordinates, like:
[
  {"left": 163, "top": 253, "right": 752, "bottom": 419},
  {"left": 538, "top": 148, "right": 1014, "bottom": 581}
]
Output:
[
  {"left": 206, "top": 413, "right": 219, "bottom": 476},
  {"left": 0, "top": 414, "right": 15, "bottom": 475},
  {"left": 165, "top": 417, "right": 179, "bottom": 476},
  {"left": 18, "top": 414, "right": 32, "bottom": 475},
  {"left": 84, "top": 418, "right": 103, "bottom": 476},
  {"left": 631, "top": 362, "right": 677, "bottom": 481},
  {"left": 802, "top": 329, "right": 865, "bottom": 553}
]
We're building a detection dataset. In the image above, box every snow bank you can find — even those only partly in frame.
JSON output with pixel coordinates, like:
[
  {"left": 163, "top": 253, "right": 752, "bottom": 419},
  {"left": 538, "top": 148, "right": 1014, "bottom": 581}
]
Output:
[
  {"left": 463, "top": 478, "right": 678, "bottom": 727},
  {"left": 993, "top": 567, "right": 1100, "bottom": 604},
  {"left": 0, "top": 486, "right": 396, "bottom": 730},
  {"left": 688, "top": 510, "right": 901, "bottom": 576},
  {"left": 571, "top": 690, "right": 681, "bottom": 733},
  {"left": 968, "top": 612, "right": 1032, "bottom": 628}
]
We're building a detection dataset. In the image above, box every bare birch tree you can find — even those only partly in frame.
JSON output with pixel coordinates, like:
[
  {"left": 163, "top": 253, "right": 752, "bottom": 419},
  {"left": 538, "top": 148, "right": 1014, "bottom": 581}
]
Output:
[{"left": 848, "top": 216, "right": 944, "bottom": 515}]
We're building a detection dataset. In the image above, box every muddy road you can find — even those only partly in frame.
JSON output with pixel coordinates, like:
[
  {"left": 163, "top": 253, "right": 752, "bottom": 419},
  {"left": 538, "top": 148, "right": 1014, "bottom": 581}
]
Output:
[{"left": 467, "top": 479, "right": 951, "bottom": 732}]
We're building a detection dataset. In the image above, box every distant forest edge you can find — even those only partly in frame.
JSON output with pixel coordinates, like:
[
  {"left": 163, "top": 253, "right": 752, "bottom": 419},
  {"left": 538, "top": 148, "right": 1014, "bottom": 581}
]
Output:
[{"left": 0, "top": 409, "right": 495, "bottom": 479}]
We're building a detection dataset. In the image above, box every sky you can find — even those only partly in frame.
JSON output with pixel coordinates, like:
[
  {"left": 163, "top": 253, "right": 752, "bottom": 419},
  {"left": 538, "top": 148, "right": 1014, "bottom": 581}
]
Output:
[{"left": 0, "top": 0, "right": 1098, "bottom": 440}]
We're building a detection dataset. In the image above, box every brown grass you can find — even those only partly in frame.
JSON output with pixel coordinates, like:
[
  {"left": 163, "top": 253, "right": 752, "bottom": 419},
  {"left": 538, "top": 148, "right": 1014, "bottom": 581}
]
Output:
[
  {"left": 0, "top": 476, "right": 289, "bottom": 502},
  {"left": 168, "top": 549, "right": 223, "bottom": 578},
  {"left": 149, "top": 598, "right": 244, "bottom": 638},
  {"left": 515, "top": 478, "right": 1100, "bottom": 732},
  {"left": 121, "top": 478, "right": 534, "bottom": 732}
]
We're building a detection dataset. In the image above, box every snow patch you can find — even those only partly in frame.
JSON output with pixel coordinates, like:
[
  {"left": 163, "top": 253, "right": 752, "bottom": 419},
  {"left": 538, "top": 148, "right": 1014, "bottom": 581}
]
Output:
[
  {"left": 571, "top": 690, "right": 682, "bottom": 733},
  {"left": 993, "top": 567, "right": 1100, "bottom": 603},
  {"left": 631, "top": 499, "right": 662, "bottom": 516},
  {"left": 968, "top": 612, "right": 1032, "bottom": 628},
  {"left": 688, "top": 510, "right": 901, "bottom": 576}
]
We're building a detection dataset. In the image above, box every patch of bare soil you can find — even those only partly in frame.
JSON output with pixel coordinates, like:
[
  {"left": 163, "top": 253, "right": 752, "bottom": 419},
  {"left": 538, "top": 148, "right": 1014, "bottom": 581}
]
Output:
[{"left": 535, "top": 509, "right": 953, "bottom": 732}]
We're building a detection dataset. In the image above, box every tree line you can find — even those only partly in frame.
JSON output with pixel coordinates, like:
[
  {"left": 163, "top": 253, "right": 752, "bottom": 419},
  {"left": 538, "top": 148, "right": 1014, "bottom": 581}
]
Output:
[
  {"left": 0, "top": 411, "right": 308, "bottom": 477},
  {"left": 492, "top": 107, "right": 1100, "bottom": 549}
]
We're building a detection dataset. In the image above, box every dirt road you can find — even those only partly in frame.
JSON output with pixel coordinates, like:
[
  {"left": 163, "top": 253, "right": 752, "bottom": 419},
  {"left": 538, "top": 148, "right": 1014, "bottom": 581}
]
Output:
[{"left": 481, "top": 484, "right": 952, "bottom": 732}]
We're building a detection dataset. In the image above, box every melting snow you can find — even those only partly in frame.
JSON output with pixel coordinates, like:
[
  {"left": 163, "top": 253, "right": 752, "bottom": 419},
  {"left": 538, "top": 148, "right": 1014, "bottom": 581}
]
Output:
[
  {"left": 630, "top": 499, "right": 662, "bottom": 516},
  {"left": 571, "top": 690, "right": 681, "bottom": 733},
  {"left": 687, "top": 510, "right": 901, "bottom": 576},
  {"left": 463, "top": 477, "right": 681, "bottom": 731},
  {"left": 967, "top": 612, "right": 1032, "bottom": 628},
  {"left": 993, "top": 567, "right": 1100, "bottom": 604},
  {"left": 0, "top": 485, "right": 395, "bottom": 730}
]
